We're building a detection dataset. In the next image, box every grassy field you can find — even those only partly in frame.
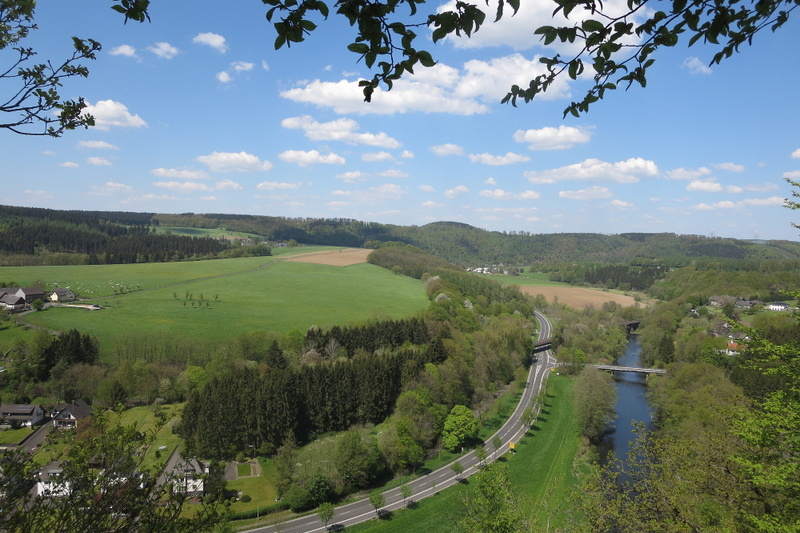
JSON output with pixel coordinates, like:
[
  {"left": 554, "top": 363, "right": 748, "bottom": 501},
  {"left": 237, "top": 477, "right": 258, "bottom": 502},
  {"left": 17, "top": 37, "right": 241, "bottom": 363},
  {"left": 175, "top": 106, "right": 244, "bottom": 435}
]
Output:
[
  {"left": 347, "top": 375, "right": 582, "bottom": 532},
  {"left": 7, "top": 251, "right": 429, "bottom": 357}
]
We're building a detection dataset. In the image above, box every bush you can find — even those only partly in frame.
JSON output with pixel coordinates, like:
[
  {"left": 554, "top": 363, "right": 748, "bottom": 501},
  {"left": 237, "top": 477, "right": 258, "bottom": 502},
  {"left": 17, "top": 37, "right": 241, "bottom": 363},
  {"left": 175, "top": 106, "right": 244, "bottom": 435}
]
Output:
[
  {"left": 240, "top": 494, "right": 251, "bottom": 503},
  {"left": 285, "top": 484, "right": 313, "bottom": 513}
]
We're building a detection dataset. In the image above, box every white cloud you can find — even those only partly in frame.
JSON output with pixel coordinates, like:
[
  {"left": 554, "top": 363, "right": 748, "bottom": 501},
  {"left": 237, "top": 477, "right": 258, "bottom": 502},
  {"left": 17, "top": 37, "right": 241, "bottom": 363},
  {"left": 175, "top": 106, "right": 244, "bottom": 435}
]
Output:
[
  {"left": 362, "top": 152, "right": 394, "bottom": 162},
  {"left": 109, "top": 45, "right": 137, "bottom": 58},
  {"left": 261, "top": 60, "right": 270, "bottom": 71},
  {"left": 278, "top": 150, "right": 345, "bottom": 167},
  {"left": 692, "top": 197, "right": 784, "bottom": 210},
  {"left": 78, "top": 140, "right": 118, "bottom": 150},
  {"left": 400, "top": 150, "right": 414, "bottom": 159},
  {"left": 526, "top": 158, "right": 658, "bottom": 184},
  {"left": 215, "top": 179, "right": 243, "bottom": 190},
  {"left": 147, "top": 42, "right": 180, "bottom": 59},
  {"left": 480, "top": 188, "right": 514, "bottom": 199},
  {"left": 192, "top": 32, "right": 228, "bottom": 53},
  {"left": 282, "top": 115, "right": 400, "bottom": 148},
  {"left": 153, "top": 181, "right": 213, "bottom": 192},
  {"left": 667, "top": 167, "right": 713, "bottom": 180},
  {"left": 469, "top": 152, "right": 530, "bottom": 166},
  {"left": 60, "top": 161, "right": 79, "bottom": 168},
  {"left": 714, "top": 162, "right": 745, "bottom": 172},
  {"left": 422, "top": 200, "right": 444, "bottom": 208},
  {"left": 256, "top": 181, "right": 304, "bottom": 190},
  {"left": 419, "top": 184, "right": 435, "bottom": 192},
  {"left": 335, "top": 171, "right": 369, "bottom": 183},
  {"left": 513, "top": 125, "right": 592, "bottom": 151},
  {"left": 216, "top": 71, "right": 232, "bottom": 83},
  {"left": 791, "top": 148, "right": 800, "bottom": 159},
  {"left": 687, "top": 179, "right": 723, "bottom": 192},
  {"left": 379, "top": 169, "right": 409, "bottom": 178},
  {"left": 683, "top": 57, "right": 713, "bottom": 75},
  {"left": 784, "top": 170, "right": 800, "bottom": 180},
  {"left": 431, "top": 143, "right": 464, "bottom": 156},
  {"left": 197, "top": 151, "right": 273, "bottom": 172},
  {"left": 87, "top": 157, "right": 112, "bottom": 166},
  {"left": 82, "top": 100, "right": 147, "bottom": 130},
  {"left": 559, "top": 186, "right": 613, "bottom": 200},
  {"left": 611, "top": 199, "right": 633, "bottom": 207},
  {"left": 89, "top": 181, "right": 133, "bottom": 196},
  {"left": 231, "top": 61, "right": 254, "bottom": 72},
  {"left": 485, "top": 177, "right": 497, "bottom": 185},
  {"left": 150, "top": 168, "right": 210, "bottom": 180},
  {"left": 331, "top": 183, "right": 406, "bottom": 204},
  {"left": 518, "top": 190, "right": 541, "bottom": 200},
  {"left": 445, "top": 185, "right": 469, "bottom": 198}
]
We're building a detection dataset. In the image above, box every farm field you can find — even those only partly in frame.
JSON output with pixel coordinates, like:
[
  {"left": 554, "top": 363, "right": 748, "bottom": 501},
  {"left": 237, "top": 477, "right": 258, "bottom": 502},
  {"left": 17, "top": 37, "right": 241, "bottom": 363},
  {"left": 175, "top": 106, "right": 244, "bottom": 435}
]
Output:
[
  {"left": 8, "top": 248, "right": 428, "bottom": 357},
  {"left": 488, "top": 271, "right": 644, "bottom": 308}
]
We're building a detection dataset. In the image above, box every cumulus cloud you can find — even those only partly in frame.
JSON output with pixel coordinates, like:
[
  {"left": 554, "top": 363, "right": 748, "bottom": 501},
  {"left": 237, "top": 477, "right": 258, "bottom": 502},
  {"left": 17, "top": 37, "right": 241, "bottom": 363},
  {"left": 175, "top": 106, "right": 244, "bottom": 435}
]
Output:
[
  {"left": 419, "top": 184, "right": 435, "bottom": 192},
  {"left": 89, "top": 181, "right": 133, "bottom": 196},
  {"left": 379, "top": 169, "right": 409, "bottom": 178},
  {"left": 692, "top": 196, "right": 784, "bottom": 210},
  {"left": 783, "top": 170, "right": 800, "bottom": 180},
  {"left": 153, "top": 181, "right": 213, "bottom": 192},
  {"left": 714, "top": 162, "right": 745, "bottom": 172},
  {"left": 197, "top": 151, "right": 273, "bottom": 172},
  {"left": 486, "top": 177, "right": 497, "bottom": 185},
  {"left": 192, "top": 32, "right": 227, "bottom": 53},
  {"left": 469, "top": 152, "right": 530, "bottom": 166},
  {"left": 526, "top": 157, "right": 658, "bottom": 184},
  {"left": 422, "top": 200, "right": 444, "bottom": 208},
  {"left": 559, "top": 185, "right": 613, "bottom": 200},
  {"left": 216, "top": 71, "right": 232, "bottom": 83},
  {"left": 78, "top": 140, "right": 118, "bottom": 150},
  {"left": 480, "top": 189, "right": 514, "bottom": 199},
  {"left": 87, "top": 157, "right": 112, "bottom": 166},
  {"left": 666, "top": 167, "right": 713, "bottom": 180},
  {"left": 278, "top": 150, "right": 345, "bottom": 167},
  {"left": 231, "top": 61, "right": 254, "bottom": 72},
  {"left": 60, "top": 161, "right": 79, "bottom": 168},
  {"left": 150, "top": 168, "right": 210, "bottom": 180},
  {"left": 513, "top": 125, "right": 592, "bottom": 151},
  {"left": 282, "top": 115, "right": 400, "bottom": 148},
  {"left": 362, "top": 152, "right": 394, "bottom": 162},
  {"left": 280, "top": 53, "right": 566, "bottom": 116},
  {"left": 791, "top": 148, "right": 800, "bottom": 159},
  {"left": 335, "top": 171, "right": 369, "bottom": 183},
  {"left": 611, "top": 199, "right": 634, "bottom": 207},
  {"left": 518, "top": 190, "right": 541, "bottom": 200},
  {"left": 147, "top": 42, "right": 179, "bottom": 59},
  {"left": 331, "top": 183, "right": 406, "bottom": 204},
  {"left": 256, "top": 181, "right": 304, "bottom": 190},
  {"left": 687, "top": 179, "right": 723, "bottom": 192},
  {"left": 400, "top": 150, "right": 414, "bottom": 159},
  {"left": 683, "top": 57, "right": 713, "bottom": 75},
  {"left": 445, "top": 185, "right": 469, "bottom": 198},
  {"left": 109, "top": 45, "right": 137, "bottom": 58},
  {"left": 431, "top": 143, "right": 464, "bottom": 156},
  {"left": 215, "top": 179, "right": 243, "bottom": 190},
  {"left": 82, "top": 100, "right": 146, "bottom": 130}
]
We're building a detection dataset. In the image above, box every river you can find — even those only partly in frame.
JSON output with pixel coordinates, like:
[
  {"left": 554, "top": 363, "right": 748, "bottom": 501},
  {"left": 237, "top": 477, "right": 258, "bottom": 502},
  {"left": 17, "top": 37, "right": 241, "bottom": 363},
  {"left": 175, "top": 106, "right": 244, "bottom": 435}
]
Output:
[{"left": 596, "top": 335, "right": 655, "bottom": 465}]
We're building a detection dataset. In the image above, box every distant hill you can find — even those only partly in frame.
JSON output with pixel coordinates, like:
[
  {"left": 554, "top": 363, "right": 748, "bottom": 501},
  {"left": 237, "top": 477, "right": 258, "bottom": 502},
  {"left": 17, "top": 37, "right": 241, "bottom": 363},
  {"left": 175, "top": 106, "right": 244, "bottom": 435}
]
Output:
[{"left": 2, "top": 205, "right": 800, "bottom": 267}]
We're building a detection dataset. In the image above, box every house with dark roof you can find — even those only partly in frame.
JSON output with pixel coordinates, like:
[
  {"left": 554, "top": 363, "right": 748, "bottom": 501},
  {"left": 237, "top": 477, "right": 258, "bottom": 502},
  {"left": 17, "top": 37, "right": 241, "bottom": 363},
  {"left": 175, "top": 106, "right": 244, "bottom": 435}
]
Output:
[
  {"left": 0, "top": 404, "right": 45, "bottom": 427},
  {"left": 51, "top": 399, "right": 92, "bottom": 429},
  {"left": 0, "top": 294, "right": 26, "bottom": 311},
  {"left": 16, "top": 287, "right": 45, "bottom": 304},
  {"left": 47, "top": 288, "right": 75, "bottom": 302}
]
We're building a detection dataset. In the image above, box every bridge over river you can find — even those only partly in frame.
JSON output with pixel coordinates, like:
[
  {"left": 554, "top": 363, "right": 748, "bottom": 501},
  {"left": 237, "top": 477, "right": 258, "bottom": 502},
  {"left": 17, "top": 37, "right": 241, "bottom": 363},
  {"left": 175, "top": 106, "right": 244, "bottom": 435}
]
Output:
[{"left": 592, "top": 364, "right": 666, "bottom": 375}]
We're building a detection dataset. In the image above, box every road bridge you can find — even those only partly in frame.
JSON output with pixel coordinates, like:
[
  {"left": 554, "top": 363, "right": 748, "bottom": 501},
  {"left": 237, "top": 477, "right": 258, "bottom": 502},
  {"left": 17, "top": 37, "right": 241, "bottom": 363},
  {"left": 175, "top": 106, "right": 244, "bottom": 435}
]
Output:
[{"left": 592, "top": 364, "right": 666, "bottom": 375}]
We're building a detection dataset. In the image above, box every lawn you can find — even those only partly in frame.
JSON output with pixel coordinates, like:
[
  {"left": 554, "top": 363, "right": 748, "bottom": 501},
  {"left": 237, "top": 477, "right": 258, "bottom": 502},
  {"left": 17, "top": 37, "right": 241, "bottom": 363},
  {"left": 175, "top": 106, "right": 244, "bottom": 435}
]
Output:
[
  {"left": 0, "top": 426, "right": 33, "bottom": 445},
  {"left": 15, "top": 258, "right": 428, "bottom": 359},
  {"left": 347, "top": 375, "right": 581, "bottom": 532}
]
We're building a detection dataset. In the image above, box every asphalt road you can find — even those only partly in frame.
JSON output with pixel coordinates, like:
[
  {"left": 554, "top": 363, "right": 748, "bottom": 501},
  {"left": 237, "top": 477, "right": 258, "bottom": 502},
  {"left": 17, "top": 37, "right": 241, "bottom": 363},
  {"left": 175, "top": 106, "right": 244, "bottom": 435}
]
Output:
[{"left": 247, "top": 312, "right": 556, "bottom": 533}]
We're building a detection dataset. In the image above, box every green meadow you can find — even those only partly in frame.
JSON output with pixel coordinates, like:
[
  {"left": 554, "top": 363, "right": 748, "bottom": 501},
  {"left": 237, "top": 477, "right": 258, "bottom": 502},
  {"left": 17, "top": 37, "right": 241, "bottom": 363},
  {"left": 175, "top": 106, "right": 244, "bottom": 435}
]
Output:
[
  {"left": 4, "top": 249, "right": 429, "bottom": 356},
  {"left": 487, "top": 270, "right": 568, "bottom": 287},
  {"left": 348, "top": 375, "right": 583, "bottom": 532}
]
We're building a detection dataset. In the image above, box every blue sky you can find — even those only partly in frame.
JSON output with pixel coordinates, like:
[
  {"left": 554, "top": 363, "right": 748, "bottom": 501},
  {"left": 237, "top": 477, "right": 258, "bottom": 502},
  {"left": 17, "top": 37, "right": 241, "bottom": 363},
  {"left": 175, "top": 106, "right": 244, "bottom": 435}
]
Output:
[{"left": 3, "top": 0, "right": 799, "bottom": 241}]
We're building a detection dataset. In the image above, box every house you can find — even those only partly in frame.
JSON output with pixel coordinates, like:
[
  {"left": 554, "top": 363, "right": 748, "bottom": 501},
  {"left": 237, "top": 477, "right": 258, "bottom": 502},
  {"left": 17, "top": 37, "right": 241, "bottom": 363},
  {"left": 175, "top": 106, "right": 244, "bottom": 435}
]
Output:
[
  {"left": 51, "top": 399, "right": 92, "bottom": 429},
  {"left": 47, "top": 288, "right": 75, "bottom": 303},
  {"left": 170, "top": 457, "right": 205, "bottom": 497},
  {"left": 0, "top": 294, "right": 26, "bottom": 311},
  {"left": 766, "top": 302, "right": 792, "bottom": 311},
  {"left": 16, "top": 287, "right": 45, "bottom": 304},
  {"left": 35, "top": 462, "right": 70, "bottom": 498},
  {"left": 0, "top": 404, "right": 45, "bottom": 427}
]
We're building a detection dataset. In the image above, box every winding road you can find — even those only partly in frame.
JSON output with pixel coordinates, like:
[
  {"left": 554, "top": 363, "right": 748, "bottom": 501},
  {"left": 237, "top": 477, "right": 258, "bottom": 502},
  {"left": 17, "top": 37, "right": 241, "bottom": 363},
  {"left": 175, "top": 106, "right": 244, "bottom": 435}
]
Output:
[{"left": 247, "top": 312, "right": 556, "bottom": 533}]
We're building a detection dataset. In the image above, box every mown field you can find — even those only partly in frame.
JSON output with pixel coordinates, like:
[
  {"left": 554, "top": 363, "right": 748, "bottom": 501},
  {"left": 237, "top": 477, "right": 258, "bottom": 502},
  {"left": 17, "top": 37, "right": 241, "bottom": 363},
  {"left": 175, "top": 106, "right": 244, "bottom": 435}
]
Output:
[
  {"left": 3, "top": 248, "right": 429, "bottom": 356},
  {"left": 348, "top": 374, "right": 582, "bottom": 532},
  {"left": 489, "top": 271, "right": 645, "bottom": 308}
]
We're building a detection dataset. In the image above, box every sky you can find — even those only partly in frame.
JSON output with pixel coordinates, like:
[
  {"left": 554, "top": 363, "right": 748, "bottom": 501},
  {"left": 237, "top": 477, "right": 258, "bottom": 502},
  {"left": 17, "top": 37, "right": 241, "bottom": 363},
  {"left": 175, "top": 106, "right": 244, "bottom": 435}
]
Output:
[{"left": 2, "top": 1, "right": 800, "bottom": 241}]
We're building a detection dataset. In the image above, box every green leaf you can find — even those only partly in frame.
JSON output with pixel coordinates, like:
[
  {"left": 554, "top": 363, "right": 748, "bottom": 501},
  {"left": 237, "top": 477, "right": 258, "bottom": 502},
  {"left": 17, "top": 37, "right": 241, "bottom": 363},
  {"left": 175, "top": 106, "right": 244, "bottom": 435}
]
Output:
[
  {"left": 347, "top": 43, "right": 369, "bottom": 54},
  {"left": 582, "top": 19, "right": 604, "bottom": 33}
]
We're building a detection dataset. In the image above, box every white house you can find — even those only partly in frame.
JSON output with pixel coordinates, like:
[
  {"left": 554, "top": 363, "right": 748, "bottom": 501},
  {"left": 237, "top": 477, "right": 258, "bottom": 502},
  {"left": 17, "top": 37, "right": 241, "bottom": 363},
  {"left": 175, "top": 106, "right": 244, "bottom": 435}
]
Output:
[
  {"left": 767, "top": 302, "right": 792, "bottom": 311},
  {"left": 47, "top": 288, "right": 76, "bottom": 302},
  {"left": 0, "top": 404, "right": 45, "bottom": 427}
]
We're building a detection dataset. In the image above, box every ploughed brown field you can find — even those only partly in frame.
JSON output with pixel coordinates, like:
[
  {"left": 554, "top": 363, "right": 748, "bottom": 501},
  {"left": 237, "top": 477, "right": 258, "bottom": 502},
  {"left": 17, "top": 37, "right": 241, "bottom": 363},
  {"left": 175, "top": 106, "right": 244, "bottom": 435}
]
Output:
[
  {"left": 517, "top": 285, "right": 640, "bottom": 309},
  {"left": 282, "top": 248, "right": 373, "bottom": 266}
]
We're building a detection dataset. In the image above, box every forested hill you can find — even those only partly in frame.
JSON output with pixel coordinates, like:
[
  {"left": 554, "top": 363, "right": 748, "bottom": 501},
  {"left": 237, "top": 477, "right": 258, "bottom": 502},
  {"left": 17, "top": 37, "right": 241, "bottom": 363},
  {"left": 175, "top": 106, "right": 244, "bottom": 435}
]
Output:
[{"left": 3, "top": 205, "right": 800, "bottom": 266}]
